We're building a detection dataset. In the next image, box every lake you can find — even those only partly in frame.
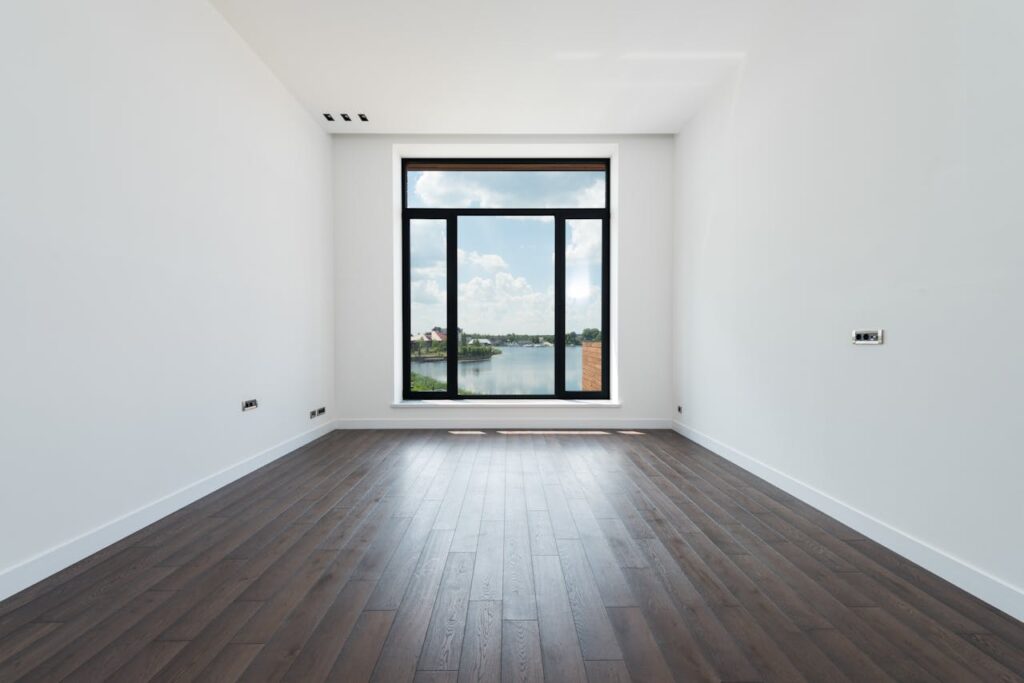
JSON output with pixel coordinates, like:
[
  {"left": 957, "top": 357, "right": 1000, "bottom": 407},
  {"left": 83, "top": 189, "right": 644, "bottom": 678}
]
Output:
[{"left": 411, "top": 345, "right": 583, "bottom": 395}]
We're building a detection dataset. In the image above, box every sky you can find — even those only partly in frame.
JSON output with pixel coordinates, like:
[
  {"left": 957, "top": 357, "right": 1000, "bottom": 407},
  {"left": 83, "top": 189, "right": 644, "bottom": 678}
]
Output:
[
  {"left": 409, "top": 171, "right": 603, "bottom": 336},
  {"left": 407, "top": 170, "right": 605, "bottom": 209}
]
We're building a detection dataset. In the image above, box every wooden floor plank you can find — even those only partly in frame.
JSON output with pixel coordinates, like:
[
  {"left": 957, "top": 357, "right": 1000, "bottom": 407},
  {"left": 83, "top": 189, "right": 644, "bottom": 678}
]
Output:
[
  {"left": 605, "top": 606, "right": 674, "bottom": 683},
  {"left": 239, "top": 576, "right": 374, "bottom": 682},
  {"left": 110, "top": 640, "right": 189, "bottom": 682},
  {"left": 419, "top": 552, "right": 475, "bottom": 671},
  {"left": 533, "top": 554, "right": 588, "bottom": 683},
  {"left": 326, "top": 610, "right": 394, "bottom": 683},
  {"left": 583, "top": 659, "right": 631, "bottom": 682},
  {"left": 278, "top": 579, "right": 374, "bottom": 682},
  {"left": 469, "top": 519, "right": 503, "bottom": 602},
  {"left": 501, "top": 620, "right": 544, "bottom": 683},
  {"left": 366, "top": 499, "right": 443, "bottom": 610},
  {"left": 450, "top": 460, "right": 488, "bottom": 553},
  {"left": 527, "top": 508, "right": 558, "bottom": 556},
  {"left": 195, "top": 642, "right": 263, "bottom": 683},
  {"left": 556, "top": 539, "right": 622, "bottom": 661},
  {"left": 621, "top": 565, "right": 721, "bottom": 680},
  {"left": 371, "top": 529, "right": 455, "bottom": 682},
  {"left": 503, "top": 515, "right": 538, "bottom": 620},
  {"left": 18, "top": 587, "right": 177, "bottom": 681},
  {"left": 149, "top": 600, "right": 263, "bottom": 683},
  {"left": 567, "top": 498, "right": 636, "bottom": 607},
  {"left": 458, "top": 600, "right": 502, "bottom": 682}
]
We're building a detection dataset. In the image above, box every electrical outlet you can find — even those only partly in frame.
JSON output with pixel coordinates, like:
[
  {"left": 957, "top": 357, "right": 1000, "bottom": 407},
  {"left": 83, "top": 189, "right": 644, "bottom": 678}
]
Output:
[
  {"left": 242, "top": 399, "right": 258, "bottom": 412},
  {"left": 310, "top": 406, "right": 326, "bottom": 419},
  {"left": 316, "top": 407, "right": 326, "bottom": 416},
  {"left": 677, "top": 406, "right": 682, "bottom": 414},
  {"left": 310, "top": 410, "right": 317, "bottom": 419},
  {"left": 852, "top": 329, "right": 884, "bottom": 345}
]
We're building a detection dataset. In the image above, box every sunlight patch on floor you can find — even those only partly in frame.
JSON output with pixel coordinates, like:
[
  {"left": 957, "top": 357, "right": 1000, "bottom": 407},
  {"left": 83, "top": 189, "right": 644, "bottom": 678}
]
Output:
[{"left": 496, "top": 430, "right": 610, "bottom": 435}]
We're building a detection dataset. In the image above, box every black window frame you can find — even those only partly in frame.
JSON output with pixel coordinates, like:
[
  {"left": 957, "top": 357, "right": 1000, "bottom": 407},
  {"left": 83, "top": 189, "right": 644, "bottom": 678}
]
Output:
[{"left": 402, "top": 158, "right": 611, "bottom": 401}]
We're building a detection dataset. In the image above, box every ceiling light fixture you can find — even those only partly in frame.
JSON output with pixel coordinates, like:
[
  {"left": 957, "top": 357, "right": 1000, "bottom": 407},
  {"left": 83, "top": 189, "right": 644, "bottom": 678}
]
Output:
[
  {"left": 322, "top": 113, "right": 335, "bottom": 121},
  {"left": 340, "top": 113, "right": 351, "bottom": 121},
  {"left": 358, "top": 113, "right": 368, "bottom": 122}
]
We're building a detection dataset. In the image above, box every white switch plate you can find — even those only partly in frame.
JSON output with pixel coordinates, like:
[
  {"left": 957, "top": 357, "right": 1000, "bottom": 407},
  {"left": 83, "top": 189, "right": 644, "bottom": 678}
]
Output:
[{"left": 852, "top": 329, "right": 884, "bottom": 345}]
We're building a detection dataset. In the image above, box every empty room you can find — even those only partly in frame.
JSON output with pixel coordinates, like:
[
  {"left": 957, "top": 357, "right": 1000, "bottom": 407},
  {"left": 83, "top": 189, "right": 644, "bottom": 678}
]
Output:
[{"left": 2, "top": 0, "right": 1022, "bottom": 681}]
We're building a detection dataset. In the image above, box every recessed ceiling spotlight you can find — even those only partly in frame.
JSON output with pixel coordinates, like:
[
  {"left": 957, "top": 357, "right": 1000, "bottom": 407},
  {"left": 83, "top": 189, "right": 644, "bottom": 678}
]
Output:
[
  {"left": 358, "top": 113, "right": 369, "bottom": 122},
  {"left": 322, "top": 113, "right": 335, "bottom": 121},
  {"left": 340, "top": 113, "right": 351, "bottom": 121}
]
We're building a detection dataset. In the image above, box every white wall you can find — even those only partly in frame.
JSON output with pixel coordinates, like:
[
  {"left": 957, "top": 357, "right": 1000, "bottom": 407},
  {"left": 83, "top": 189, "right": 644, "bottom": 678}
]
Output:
[
  {"left": 673, "top": 1, "right": 1024, "bottom": 619},
  {"left": 0, "top": 0, "right": 334, "bottom": 599},
  {"left": 334, "top": 135, "right": 674, "bottom": 428}
]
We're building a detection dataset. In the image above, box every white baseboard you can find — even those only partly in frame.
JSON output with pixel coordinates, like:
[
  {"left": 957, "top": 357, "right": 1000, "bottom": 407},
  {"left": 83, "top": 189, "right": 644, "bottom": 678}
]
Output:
[
  {"left": 672, "top": 420, "right": 1024, "bottom": 622},
  {"left": 334, "top": 417, "right": 674, "bottom": 430},
  {"left": 0, "top": 421, "right": 336, "bottom": 603}
]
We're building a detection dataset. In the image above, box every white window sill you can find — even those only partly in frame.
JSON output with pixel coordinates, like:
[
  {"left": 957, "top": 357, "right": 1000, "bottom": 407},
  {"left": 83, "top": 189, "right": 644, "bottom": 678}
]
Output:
[{"left": 392, "top": 399, "right": 621, "bottom": 409}]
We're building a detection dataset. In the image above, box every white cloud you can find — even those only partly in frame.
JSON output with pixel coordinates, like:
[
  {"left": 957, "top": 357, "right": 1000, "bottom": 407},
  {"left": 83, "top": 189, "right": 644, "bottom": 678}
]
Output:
[
  {"left": 410, "top": 277, "right": 446, "bottom": 332},
  {"left": 412, "top": 260, "right": 446, "bottom": 280},
  {"left": 458, "top": 272, "right": 554, "bottom": 335},
  {"left": 503, "top": 214, "right": 557, "bottom": 223},
  {"left": 566, "top": 221, "right": 602, "bottom": 262},
  {"left": 566, "top": 287, "right": 601, "bottom": 332},
  {"left": 565, "top": 221, "right": 602, "bottom": 331},
  {"left": 573, "top": 179, "right": 605, "bottom": 208},
  {"left": 411, "top": 278, "right": 445, "bottom": 305},
  {"left": 414, "top": 172, "right": 506, "bottom": 208},
  {"left": 457, "top": 248, "right": 508, "bottom": 271}
]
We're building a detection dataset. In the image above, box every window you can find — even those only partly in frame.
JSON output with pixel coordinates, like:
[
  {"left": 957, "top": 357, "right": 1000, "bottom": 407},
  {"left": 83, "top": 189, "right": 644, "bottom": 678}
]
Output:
[{"left": 403, "top": 159, "right": 610, "bottom": 400}]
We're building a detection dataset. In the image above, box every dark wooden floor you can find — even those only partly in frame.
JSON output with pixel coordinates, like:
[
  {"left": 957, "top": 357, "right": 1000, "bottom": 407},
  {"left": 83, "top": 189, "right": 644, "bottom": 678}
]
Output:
[{"left": 1, "top": 430, "right": 1022, "bottom": 682}]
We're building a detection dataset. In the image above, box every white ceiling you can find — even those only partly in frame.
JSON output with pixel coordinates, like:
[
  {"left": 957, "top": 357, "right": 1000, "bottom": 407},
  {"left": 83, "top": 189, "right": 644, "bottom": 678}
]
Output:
[{"left": 209, "top": 0, "right": 765, "bottom": 135}]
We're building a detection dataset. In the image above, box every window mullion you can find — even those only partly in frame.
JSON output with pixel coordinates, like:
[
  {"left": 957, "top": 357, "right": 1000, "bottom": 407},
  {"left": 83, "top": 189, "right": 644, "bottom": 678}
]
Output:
[
  {"left": 402, "top": 216, "right": 411, "bottom": 399},
  {"left": 602, "top": 215, "right": 611, "bottom": 399},
  {"left": 446, "top": 214, "right": 458, "bottom": 399},
  {"left": 555, "top": 215, "right": 566, "bottom": 398}
]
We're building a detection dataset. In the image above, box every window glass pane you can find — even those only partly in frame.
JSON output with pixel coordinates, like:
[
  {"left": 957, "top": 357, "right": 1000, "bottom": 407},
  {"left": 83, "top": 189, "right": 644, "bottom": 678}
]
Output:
[
  {"left": 457, "top": 216, "right": 555, "bottom": 395},
  {"left": 408, "top": 170, "right": 605, "bottom": 209},
  {"left": 565, "top": 219, "right": 603, "bottom": 392},
  {"left": 408, "top": 219, "right": 448, "bottom": 393}
]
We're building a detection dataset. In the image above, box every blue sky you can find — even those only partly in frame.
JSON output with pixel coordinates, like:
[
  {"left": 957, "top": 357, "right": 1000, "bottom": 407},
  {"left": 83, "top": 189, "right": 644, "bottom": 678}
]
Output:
[
  {"left": 409, "top": 172, "right": 603, "bottom": 335},
  {"left": 407, "top": 170, "right": 605, "bottom": 209}
]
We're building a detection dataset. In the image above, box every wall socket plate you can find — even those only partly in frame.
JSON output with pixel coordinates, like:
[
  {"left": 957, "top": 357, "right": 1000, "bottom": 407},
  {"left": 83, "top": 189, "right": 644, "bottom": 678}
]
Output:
[
  {"left": 852, "top": 329, "right": 884, "bottom": 345},
  {"left": 242, "top": 399, "right": 258, "bottom": 411},
  {"left": 310, "top": 406, "right": 327, "bottom": 419}
]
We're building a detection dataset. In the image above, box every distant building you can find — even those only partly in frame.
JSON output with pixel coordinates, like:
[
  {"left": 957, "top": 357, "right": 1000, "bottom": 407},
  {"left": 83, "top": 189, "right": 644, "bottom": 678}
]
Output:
[
  {"left": 583, "top": 341, "right": 602, "bottom": 391},
  {"left": 429, "top": 327, "right": 447, "bottom": 342},
  {"left": 472, "top": 338, "right": 492, "bottom": 345}
]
